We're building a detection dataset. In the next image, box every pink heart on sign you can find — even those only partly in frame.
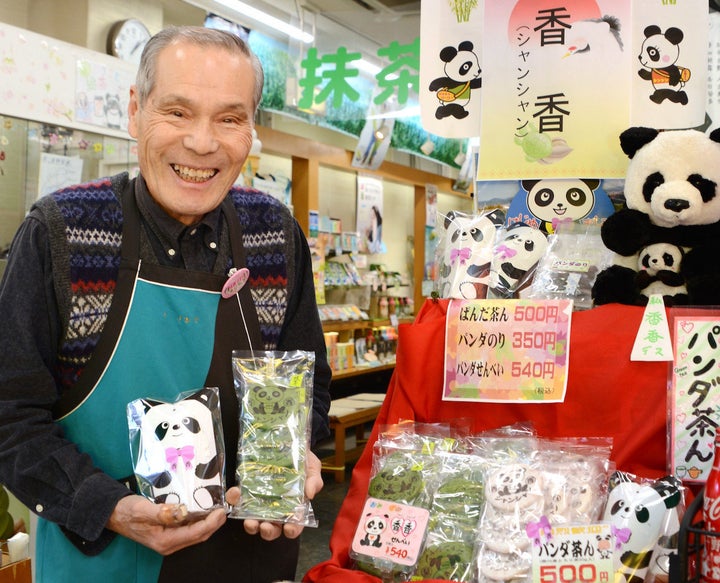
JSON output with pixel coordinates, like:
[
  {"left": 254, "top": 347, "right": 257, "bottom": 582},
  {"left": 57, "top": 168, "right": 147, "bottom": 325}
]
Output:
[
  {"left": 682, "top": 321, "right": 694, "bottom": 334},
  {"left": 676, "top": 412, "right": 686, "bottom": 423},
  {"left": 681, "top": 352, "right": 688, "bottom": 360}
]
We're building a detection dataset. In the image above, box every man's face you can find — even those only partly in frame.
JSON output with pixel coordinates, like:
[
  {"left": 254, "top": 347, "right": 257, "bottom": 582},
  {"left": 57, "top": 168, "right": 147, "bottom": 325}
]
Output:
[{"left": 128, "top": 41, "right": 255, "bottom": 226}]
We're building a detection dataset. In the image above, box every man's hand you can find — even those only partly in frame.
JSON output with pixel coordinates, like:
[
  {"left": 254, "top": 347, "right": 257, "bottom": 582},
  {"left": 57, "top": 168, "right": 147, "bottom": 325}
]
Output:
[
  {"left": 228, "top": 450, "right": 324, "bottom": 541},
  {"left": 107, "top": 495, "right": 227, "bottom": 555}
]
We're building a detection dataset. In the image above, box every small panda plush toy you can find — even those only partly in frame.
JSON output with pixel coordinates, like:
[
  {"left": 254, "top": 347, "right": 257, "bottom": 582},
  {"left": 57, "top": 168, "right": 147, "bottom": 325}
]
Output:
[
  {"left": 635, "top": 242, "right": 689, "bottom": 306},
  {"left": 592, "top": 126, "right": 720, "bottom": 307}
]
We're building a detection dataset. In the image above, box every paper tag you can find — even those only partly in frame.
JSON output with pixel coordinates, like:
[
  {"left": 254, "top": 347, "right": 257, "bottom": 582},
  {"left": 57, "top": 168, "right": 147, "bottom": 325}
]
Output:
[
  {"left": 222, "top": 267, "right": 250, "bottom": 299},
  {"left": 531, "top": 522, "right": 613, "bottom": 583},
  {"left": 351, "top": 497, "right": 429, "bottom": 567},
  {"left": 631, "top": 294, "right": 673, "bottom": 361}
]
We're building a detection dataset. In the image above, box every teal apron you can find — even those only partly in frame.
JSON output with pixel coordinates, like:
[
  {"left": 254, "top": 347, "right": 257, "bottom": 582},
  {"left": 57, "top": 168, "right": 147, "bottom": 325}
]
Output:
[{"left": 37, "top": 184, "right": 300, "bottom": 583}]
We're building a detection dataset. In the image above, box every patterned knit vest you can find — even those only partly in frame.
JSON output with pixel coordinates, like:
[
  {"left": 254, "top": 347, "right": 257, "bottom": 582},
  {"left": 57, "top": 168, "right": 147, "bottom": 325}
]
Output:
[{"left": 47, "top": 174, "right": 290, "bottom": 392}]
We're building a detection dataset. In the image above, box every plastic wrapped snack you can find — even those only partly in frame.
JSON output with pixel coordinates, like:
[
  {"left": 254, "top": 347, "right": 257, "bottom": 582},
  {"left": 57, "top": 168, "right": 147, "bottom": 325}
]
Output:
[
  {"left": 414, "top": 452, "right": 486, "bottom": 582},
  {"left": 127, "top": 387, "right": 225, "bottom": 515},
  {"left": 602, "top": 471, "right": 684, "bottom": 583},
  {"left": 434, "top": 209, "right": 505, "bottom": 300},
  {"left": 230, "top": 350, "right": 317, "bottom": 526}
]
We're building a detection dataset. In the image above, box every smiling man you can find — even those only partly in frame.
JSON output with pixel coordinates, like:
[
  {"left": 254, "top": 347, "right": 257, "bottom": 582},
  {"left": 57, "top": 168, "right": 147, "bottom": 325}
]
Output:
[{"left": 0, "top": 26, "right": 330, "bottom": 583}]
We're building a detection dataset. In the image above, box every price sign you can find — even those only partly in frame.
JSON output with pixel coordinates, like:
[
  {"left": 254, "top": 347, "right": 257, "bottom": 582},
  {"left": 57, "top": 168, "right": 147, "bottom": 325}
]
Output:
[
  {"left": 532, "top": 523, "right": 613, "bottom": 583},
  {"left": 443, "top": 299, "right": 573, "bottom": 402},
  {"left": 350, "top": 497, "right": 430, "bottom": 568}
]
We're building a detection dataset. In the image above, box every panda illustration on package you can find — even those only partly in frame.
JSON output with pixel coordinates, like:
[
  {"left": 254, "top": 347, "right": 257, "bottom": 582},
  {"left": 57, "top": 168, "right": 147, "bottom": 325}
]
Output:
[
  {"left": 428, "top": 41, "right": 482, "bottom": 120},
  {"left": 637, "top": 25, "right": 691, "bottom": 105},
  {"left": 359, "top": 513, "right": 389, "bottom": 548},
  {"left": 131, "top": 387, "right": 224, "bottom": 513},
  {"left": 602, "top": 471, "right": 682, "bottom": 583}
]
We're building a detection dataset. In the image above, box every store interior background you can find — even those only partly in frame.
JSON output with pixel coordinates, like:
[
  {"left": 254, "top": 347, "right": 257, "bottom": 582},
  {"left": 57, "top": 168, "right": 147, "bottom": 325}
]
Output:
[
  {"left": 4, "top": 0, "right": 720, "bottom": 579},
  {"left": 0, "top": 0, "right": 472, "bottom": 574}
]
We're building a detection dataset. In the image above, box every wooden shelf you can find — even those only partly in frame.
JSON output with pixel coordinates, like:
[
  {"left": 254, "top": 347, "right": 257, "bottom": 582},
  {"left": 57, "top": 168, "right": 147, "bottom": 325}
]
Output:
[
  {"left": 256, "top": 124, "right": 471, "bottom": 318},
  {"left": 331, "top": 362, "right": 395, "bottom": 380},
  {"left": 322, "top": 318, "right": 413, "bottom": 333}
]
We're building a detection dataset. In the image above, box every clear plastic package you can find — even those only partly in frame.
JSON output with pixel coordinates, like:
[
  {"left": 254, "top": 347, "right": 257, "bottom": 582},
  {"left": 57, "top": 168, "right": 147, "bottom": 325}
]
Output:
[
  {"left": 127, "top": 387, "right": 225, "bottom": 515},
  {"left": 230, "top": 350, "right": 317, "bottom": 526}
]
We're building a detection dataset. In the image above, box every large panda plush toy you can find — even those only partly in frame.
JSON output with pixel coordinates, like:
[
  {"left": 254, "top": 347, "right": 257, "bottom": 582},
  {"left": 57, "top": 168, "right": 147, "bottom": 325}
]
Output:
[{"left": 592, "top": 126, "right": 720, "bottom": 306}]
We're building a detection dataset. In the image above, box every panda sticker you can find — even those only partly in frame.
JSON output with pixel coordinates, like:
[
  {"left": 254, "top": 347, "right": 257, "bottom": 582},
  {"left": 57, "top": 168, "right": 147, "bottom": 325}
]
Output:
[
  {"left": 638, "top": 25, "right": 690, "bottom": 105},
  {"left": 428, "top": 41, "right": 482, "bottom": 120}
]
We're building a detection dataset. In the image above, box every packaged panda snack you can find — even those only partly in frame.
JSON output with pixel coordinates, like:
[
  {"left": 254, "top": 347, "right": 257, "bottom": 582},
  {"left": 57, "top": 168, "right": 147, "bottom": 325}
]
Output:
[
  {"left": 127, "top": 387, "right": 226, "bottom": 516},
  {"left": 230, "top": 349, "right": 317, "bottom": 526}
]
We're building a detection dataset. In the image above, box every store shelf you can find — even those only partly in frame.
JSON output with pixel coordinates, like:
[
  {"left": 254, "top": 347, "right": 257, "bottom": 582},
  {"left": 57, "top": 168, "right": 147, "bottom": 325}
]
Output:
[
  {"left": 331, "top": 362, "right": 395, "bottom": 380},
  {"left": 322, "top": 317, "right": 413, "bottom": 333}
]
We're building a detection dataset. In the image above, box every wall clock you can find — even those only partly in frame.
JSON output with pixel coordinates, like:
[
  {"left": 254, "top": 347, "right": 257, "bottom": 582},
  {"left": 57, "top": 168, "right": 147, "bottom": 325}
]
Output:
[{"left": 107, "top": 19, "right": 151, "bottom": 65}]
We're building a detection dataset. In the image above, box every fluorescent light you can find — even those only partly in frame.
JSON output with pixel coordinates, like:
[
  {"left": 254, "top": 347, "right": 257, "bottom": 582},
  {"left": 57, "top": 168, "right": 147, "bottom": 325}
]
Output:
[{"left": 213, "top": 0, "right": 314, "bottom": 43}]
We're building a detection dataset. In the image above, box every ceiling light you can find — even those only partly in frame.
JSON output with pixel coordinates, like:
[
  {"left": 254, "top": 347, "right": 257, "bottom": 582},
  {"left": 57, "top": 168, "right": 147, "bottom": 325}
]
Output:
[
  {"left": 356, "top": 59, "right": 381, "bottom": 77},
  {"left": 213, "top": 0, "right": 314, "bottom": 43}
]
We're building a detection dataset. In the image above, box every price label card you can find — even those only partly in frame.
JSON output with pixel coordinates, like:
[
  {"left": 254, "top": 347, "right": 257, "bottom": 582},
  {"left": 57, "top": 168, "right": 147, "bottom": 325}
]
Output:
[
  {"left": 350, "top": 497, "right": 430, "bottom": 567},
  {"left": 443, "top": 299, "right": 573, "bottom": 402},
  {"left": 531, "top": 522, "right": 613, "bottom": 583}
]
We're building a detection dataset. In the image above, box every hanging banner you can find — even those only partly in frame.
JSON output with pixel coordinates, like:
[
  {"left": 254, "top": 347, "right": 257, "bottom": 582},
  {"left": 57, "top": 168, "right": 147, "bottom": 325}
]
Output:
[
  {"left": 669, "top": 308, "right": 720, "bottom": 484},
  {"left": 477, "top": 1, "right": 632, "bottom": 180},
  {"left": 419, "top": 0, "right": 484, "bottom": 138},
  {"left": 443, "top": 298, "right": 573, "bottom": 403},
  {"left": 631, "top": 0, "right": 708, "bottom": 129}
]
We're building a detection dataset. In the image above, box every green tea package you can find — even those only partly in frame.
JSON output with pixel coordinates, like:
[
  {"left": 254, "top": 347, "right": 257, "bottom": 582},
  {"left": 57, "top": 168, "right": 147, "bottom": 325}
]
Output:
[{"left": 230, "top": 350, "right": 317, "bottom": 526}]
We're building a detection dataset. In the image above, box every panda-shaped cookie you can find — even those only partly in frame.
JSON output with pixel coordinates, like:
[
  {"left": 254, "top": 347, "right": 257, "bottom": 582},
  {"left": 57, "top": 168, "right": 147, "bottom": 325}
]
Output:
[
  {"left": 131, "top": 387, "right": 224, "bottom": 513},
  {"left": 635, "top": 242, "right": 689, "bottom": 306},
  {"left": 488, "top": 223, "right": 548, "bottom": 298},
  {"left": 438, "top": 208, "right": 504, "bottom": 299},
  {"left": 637, "top": 25, "right": 690, "bottom": 105},
  {"left": 428, "top": 41, "right": 482, "bottom": 120}
]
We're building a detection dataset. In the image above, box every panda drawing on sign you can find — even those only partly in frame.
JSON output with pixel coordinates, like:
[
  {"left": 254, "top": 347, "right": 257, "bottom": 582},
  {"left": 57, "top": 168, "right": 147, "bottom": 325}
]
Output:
[
  {"left": 360, "top": 513, "right": 389, "bottom": 548},
  {"left": 137, "top": 388, "right": 223, "bottom": 513},
  {"left": 635, "top": 242, "right": 689, "bottom": 306},
  {"left": 489, "top": 223, "right": 548, "bottom": 298},
  {"left": 522, "top": 178, "right": 600, "bottom": 235},
  {"left": 428, "top": 41, "right": 482, "bottom": 120},
  {"left": 638, "top": 25, "right": 690, "bottom": 105}
]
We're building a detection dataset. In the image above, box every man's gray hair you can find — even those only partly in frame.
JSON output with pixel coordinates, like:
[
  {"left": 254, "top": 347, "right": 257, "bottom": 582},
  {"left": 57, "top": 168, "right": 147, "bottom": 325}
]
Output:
[{"left": 135, "top": 25, "right": 264, "bottom": 113}]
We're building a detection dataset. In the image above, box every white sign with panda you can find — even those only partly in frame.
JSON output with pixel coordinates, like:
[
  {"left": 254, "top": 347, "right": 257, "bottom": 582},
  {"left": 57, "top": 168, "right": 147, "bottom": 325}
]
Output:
[
  {"left": 419, "top": 0, "right": 484, "bottom": 139},
  {"left": 631, "top": 0, "right": 708, "bottom": 129}
]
